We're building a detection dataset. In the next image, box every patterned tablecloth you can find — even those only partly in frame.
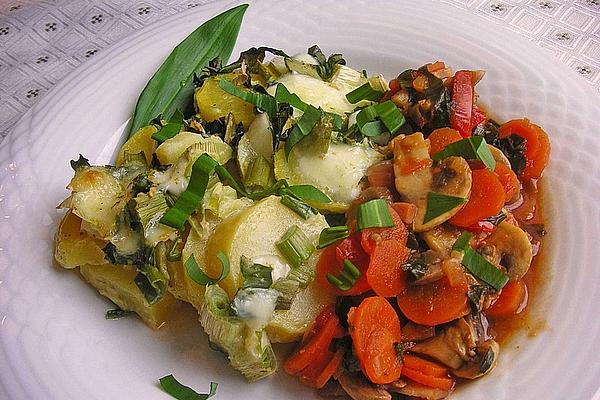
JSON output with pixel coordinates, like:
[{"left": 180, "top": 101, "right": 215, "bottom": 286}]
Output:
[{"left": 0, "top": 0, "right": 599, "bottom": 142}]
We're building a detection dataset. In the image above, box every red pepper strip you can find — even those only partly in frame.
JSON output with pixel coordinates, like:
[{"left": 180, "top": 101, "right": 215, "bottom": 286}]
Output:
[{"left": 450, "top": 70, "right": 474, "bottom": 138}]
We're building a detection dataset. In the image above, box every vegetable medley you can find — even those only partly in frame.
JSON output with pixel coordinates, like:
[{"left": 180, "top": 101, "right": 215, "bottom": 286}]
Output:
[{"left": 54, "top": 5, "right": 550, "bottom": 400}]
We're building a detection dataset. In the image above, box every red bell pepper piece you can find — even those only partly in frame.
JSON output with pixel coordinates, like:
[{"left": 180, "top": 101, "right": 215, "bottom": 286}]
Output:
[{"left": 450, "top": 70, "right": 474, "bottom": 138}]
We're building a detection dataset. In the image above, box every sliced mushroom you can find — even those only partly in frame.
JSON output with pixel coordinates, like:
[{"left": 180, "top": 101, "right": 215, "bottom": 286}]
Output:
[
  {"left": 389, "top": 379, "right": 450, "bottom": 400},
  {"left": 452, "top": 339, "right": 499, "bottom": 379},
  {"left": 421, "top": 224, "right": 462, "bottom": 257},
  {"left": 410, "top": 318, "right": 476, "bottom": 369},
  {"left": 409, "top": 251, "right": 445, "bottom": 285},
  {"left": 482, "top": 221, "right": 533, "bottom": 280},
  {"left": 336, "top": 372, "right": 392, "bottom": 400},
  {"left": 393, "top": 133, "right": 472, "bottom": 232}
]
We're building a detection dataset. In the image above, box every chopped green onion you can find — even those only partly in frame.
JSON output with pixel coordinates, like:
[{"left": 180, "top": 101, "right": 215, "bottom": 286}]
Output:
[
  {"left": 285, "top": 105, "right": 323, "bottom": 158},
  {"left": 271, "top": 278, "right": 300, "bottom": 310},
  {"left": 218, "top": 79, "right": 277, "bottom": 117},
  {"left": 185, "top": 251, "right": 230, "bottom": 286},
  {"left": 152, "top": 109, "right": 184, "bottom": 143},
  {"left": 159, "top": 375, "right": 217, "bottom": 400},
  {"left": 318, "top": 225, "right": 350, "bottom": 249},
  {"left": 356, "top": 199, "right": 395, "bottom": 230},
  {"left": 167, "top": 237, "right": 182, "bottom": 261},
  {"left": 432, "top": 136, "right": 496, "bottom": 170},
  {"left": 276, "top": 225, "right": 315, "bottom": 269},
  {"left": 105, "top": 308, "right": 132, "bottom": 320},
  {"left": 356, "top": 100, "right": 405, "bottom": 137},
  {"left": 453, "top": 232, "right": 509, "bottom": 290},
  {"left": 346, "top": 81, "right": 384, "bottom": 104},
  {"left": 327, "top": 259, "right": 361, "bottom": 291},
  {"left": 135, "top": 193, "right": 171, "bottom": 234},
  {"left": 283, "top": 184, "right": 331, "bottom": 204},
  {"left": 423, "top": 192, "right": 467, "bottom": 224},
  {"left": 244, "top": 156, "right": 272, "bottom": 190},
  {"left": 214, "top": 164, "right": 248, "bottom": 196},
  {"left": 280, "top": 194, "right": 317, "bottom": 220},
  {"left": 240, "top": 255, "right": 273, "bottom": 289},
  {"left": 160, "top": 153, "right": 217, "bottom": 230}
]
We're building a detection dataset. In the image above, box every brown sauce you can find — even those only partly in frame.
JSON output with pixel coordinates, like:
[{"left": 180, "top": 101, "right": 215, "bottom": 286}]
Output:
[{"left": 486, "top": 179, "right": 549, "bottom": 345}]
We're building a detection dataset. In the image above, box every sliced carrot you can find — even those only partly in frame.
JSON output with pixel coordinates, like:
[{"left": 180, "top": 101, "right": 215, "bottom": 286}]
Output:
[
  {"left": 316, "top": 237, "right": 371, "bottom": 296},
  {"left": 298, "top": 347, "right": 334, "bottom": 388},
  {"left": 498, "top": 118, "right": 550, "bottom": 180},
  {"left": 306, "top": 348, "right": 344, "bottom": 389},
  {"left": 360, "top": 205, "right": 407, "bottom": 255},
  {"left": 494, "top": 162, "right": 520, "bottom": 202},
  {"left": 397, "top": 277, "right": 470, "bottom": 326},
  {"left": 427, "top": 127, "right": 463, "bottom": 157},
  {"left": 486, "top": 280, "right": 528, "bottom": 318},
  {"left": 348, "top": 296, "right": 403, "bottom": 384},
  {"left": 400, "top": 322, "right": 435, "bottom": 342},
  {"left": 382, "top": 78, "right": 400, "bottom": 102},
  {"left": 367, "top": 160, "right": 395, "bottom": 189},
  {"left": 391, "top": 202, "right": 417, "bottom": 225},
  {"left": 284, "top": 308, "right": 344, "bottom": 375},
  {"left": 366, "top": 239, "right": 409, "bottom": 297},
  {"left": 449, "top": 168, "right": 505, "bottom": 228},
  {"left": 401, "top": 367, "right": 455, "bottom": 391},
  {"left": 403, "top": 355, "right": 449, "bottom": 378}
]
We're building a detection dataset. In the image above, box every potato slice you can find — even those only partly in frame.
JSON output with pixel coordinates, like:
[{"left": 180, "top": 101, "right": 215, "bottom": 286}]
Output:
[
  {"left": 55, "top": 211, "right": 108, "bottom": 269},
  {"left": 203, "top": 195, "right": 327, "bottom": 299},
  {"left": 266, "top": 277, "right": 335, "bottom": 343},
  {"left": 194, "top": 73, "right": 255, "bottom": 129},
  {"left": 116, "top": 125, "right": 157, "bottom": 166},
  {"left": 80, "top": 263, "right": 180, "bottom": 329}
]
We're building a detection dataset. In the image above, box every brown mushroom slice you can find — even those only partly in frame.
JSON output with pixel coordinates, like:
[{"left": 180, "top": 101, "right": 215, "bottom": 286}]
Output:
[
  {"left": 393, "top": 133, "right": 472, "bottom": 232},
  {"left": 451, "top": 339, "right": 499, "bottom": 379},
  {"left": 390, "top": 380, "right": 450, "bottom": 400},
  {"left": 336, "top": 372, "right": 392, "bottom": 400},
  {"left": 483, "top": 221, "right": 533, "bottom": 280},
  {"left": 421, "top": 224, "right": 462, "bottom": 257},
  {"left": 410, "top": 318, "right": 476, "bottom": 370}
]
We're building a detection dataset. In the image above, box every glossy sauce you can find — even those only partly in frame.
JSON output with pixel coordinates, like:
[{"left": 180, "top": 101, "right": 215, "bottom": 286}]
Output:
[{"left": 487, "top": 179, "right": 549, "bottom": 343}]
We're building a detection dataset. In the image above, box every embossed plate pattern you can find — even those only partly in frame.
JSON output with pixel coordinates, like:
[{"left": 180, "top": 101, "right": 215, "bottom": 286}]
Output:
[{"left": 1, "top": 0, "right": 599, "bottom": 399}]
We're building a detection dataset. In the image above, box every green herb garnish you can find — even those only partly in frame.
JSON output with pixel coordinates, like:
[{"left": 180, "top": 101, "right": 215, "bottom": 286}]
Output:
[
  {"left": 318, "top": 226, "right": 350, "bottom": 249},
  {"left": 346, "top": 81, "right": 384, "bottom": 104},
  {"left": 283, "top": 184, "right": 331, "bottom": 204},
  {"left": 151, "top": 109, "right": 184, "bottom": 143},
  {"left": 285, "top": 105, "right": 323, "bottom": 158},
  {"left": 240, "top": 256, "right": 273, "bottom": 289},
  {"left": 159, "top": 375, "right": 217, "bottom": 400},
  {"left": 105, "top": 308, "right": 132, "bottom": 320},
  {"left": 453, "top": 232, "right": 509, "bottom": 290},
  {"left": 423, "top": 192, "right": 466, "bottom": 223},
  {"left": 128, "top": 4, "right": 248, "bottom": 136},
  {"left": 276, "top": 225, "right": 315, "bottom": 269},
  {"left": 218, "top": 79, "right": 277, "bottom": 117},
  {"left": 356, "top": 100, "right": 405, "bottom": 137},
  {"left": 185, "top": 251, "right": 230, "bottom": 286},
  {"left": 432, "top": 136, "right": 496, "bottom": 170},
  {"left": 327, "top": 259, "right": 361, "bottom": 291},
  {"left": 356, "top": 199, "right": 395, "bottom": 230},
  {"left": 280, "top": 194, "right": 317, "bottom": 220}
]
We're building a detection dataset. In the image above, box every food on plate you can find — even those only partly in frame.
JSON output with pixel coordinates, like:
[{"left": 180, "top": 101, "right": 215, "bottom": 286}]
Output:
[{"left": 54, "top": 5, "right": 550, "bottom": 399}]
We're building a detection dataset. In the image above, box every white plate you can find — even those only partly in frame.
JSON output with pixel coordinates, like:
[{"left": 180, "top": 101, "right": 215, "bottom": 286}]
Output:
[{"left": 1, "top": 0, "right": 600, "bottom": 399}]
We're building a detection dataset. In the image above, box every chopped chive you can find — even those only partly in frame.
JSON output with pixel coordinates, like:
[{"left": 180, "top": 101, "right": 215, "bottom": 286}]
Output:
[
  {"left": 275, "top": 83, "right": 308, "bottom": 111},
  {"left": 160, "top": 153, "right": 217, "bottom": 230},
  {"left": 167, "top": 237, "right": 182, "bottom": 261},
  {"left": 159, "top": 374, "right": 217, "bottom": 400},
  {"left": 285, "top": 105, "right": 323, "bottom": 158},
  {"left": 346, "top": 81, "right": 384, "bottom": 104},
  {"left": 326, "top": 259, "right": 361, "bottom": 291},
  {"left": 185, "top": 251, "right": 230, "bottom": 286},
  {"left": 453, "top": 232, "right": 509, "bottom": 290},
  {"left": 423, "top": 192, "right": 467, "bottom": 224},
  {"left": 218, "top": 79, "right": 277, "bottom": 117},
  {"left": 280, "top": 194, "right": 317, "bottom": 220},
  {"left": 432, "top": 136, "right": 496, "bottom": 170},
  {"left": 356, "top": 100, "right": 405, "bottom": 137},
  {"left": 244, "top": 156, "right": 272, "bottom": 189},
  {"left": 105, "top": 308, "right": 132, "bottom": 320},
  {"left": 151, "top": 109, "right": 184, "bottom": 143},
  {"left": 240, "top": 256, "right": 273, "bottom": 289},
  {"left": 356, "top": 199, "right": 395, "bottom": 230},
  {"left": 318, "top": 225, "right": 350, "bottom": 249},
  {"left": 214, "top": 164, "right": 247, "bottom": 197},
  {"left": 276, "top": 225, "right": 315, "bottom": 269},
  {"left": 283, "top": 184, "right": 331, "bottom": 204}
]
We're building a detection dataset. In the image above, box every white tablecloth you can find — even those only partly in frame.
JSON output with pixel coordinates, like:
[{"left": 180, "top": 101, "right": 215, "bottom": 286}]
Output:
[{"left": 0, "top": 0, "right": 599, "bottom": 142}]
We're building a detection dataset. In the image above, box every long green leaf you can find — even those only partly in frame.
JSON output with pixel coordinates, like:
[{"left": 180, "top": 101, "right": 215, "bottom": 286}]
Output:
[{"left": 128, "top": 4, "right": 249, "bottom": 137}]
